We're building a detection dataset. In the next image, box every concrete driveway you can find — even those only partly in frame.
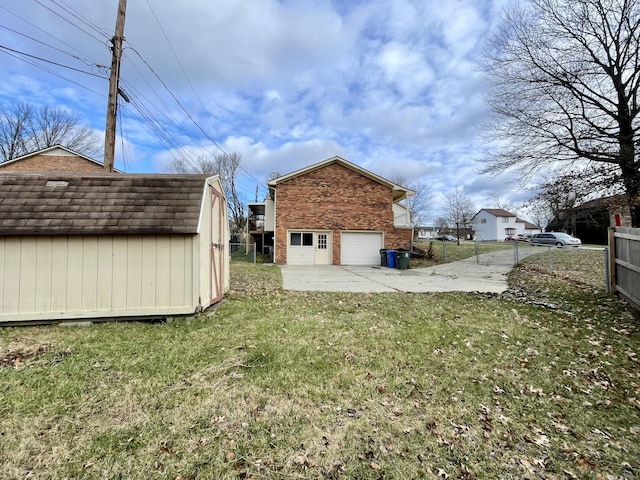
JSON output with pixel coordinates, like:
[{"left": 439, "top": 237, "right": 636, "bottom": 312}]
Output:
[{"left": 280, "top": 248, "right": 541, "bottom": 293}]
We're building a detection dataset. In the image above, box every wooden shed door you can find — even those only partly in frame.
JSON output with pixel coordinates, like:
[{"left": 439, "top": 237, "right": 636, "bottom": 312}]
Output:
[{"left": 210, "top": 186, "right": 225, "bottom": 304}]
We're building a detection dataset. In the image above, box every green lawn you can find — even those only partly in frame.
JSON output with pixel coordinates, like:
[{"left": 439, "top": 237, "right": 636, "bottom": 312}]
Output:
[
  {"left": 1, "top": 252, "right": 638, "bottom": 479},
  {"left": 411, "top": 240, "right": 512, "bottom": 267}
]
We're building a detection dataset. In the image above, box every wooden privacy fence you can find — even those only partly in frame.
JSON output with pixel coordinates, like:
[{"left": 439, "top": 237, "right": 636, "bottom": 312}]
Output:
[{"left": 608, "top": 227, "right": 640, "bottom": 310}]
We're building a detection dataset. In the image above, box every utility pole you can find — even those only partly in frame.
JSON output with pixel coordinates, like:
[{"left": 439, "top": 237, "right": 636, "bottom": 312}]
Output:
[{"left": 103, "top": 0, "right": 127, "bottom": 172}]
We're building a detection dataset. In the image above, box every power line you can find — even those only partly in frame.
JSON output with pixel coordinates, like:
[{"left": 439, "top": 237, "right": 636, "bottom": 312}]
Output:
[
  {"left": 126, "top": 45, "right": 268, "bottom": 189},
  {"left": 48, "top": 0, "right": 111, "bottom": 41},
  {"left": 117, "top": 105, "right": 129, "bottom": 172},
  {"left": 0, "top": 23, "right": 107, "bottom": 70},
  {"left": 143, "top": 0, "right": 212, "bottom": 128},
  {"left": 31, "top": 0, "right": 108, "bottom": 44},
  {"left": 0, "top": 4, "right": 104, "bottom": 65},
  {"left": 0, "top": 43, "right": 107, "bottom": 78},
  {"left": 0, "top": 48, "right": 106, "bottom": 97},
  {"left": 138, "top": 2, "right": 268, "bottom": 192}
]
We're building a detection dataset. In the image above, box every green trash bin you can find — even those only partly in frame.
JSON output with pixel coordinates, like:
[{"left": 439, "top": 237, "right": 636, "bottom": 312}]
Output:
[{"left": 395, "top": 249, "right": 410, "bottom": 270}]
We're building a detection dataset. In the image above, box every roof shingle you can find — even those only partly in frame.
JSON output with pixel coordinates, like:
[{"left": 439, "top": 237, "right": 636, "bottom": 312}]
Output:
[{"left": 0, "top": 173, "right": 209, "bottom": 236}]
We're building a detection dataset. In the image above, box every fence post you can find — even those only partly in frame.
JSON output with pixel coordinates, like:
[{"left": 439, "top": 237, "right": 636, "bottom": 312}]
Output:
[
  {"left": 475, "top": 241, "right": 479, "bottom": 264},
  {"left": 442, "top": 239, "right": 448, "bottom": 262},
  {"left": 253, "top": 242, "right": 257, "bottom": 264},
  {"left": 603, "top": 247, "right": 610, "bottom": 294},
  {"left": 514, "top": 240, "right": 519, "bottom": 265},
  {"left": 607, "top": 227, "right": 616, "bottom": 296},
  {"left": 547, "top": 246, "right": 553, "bottom": 273}
]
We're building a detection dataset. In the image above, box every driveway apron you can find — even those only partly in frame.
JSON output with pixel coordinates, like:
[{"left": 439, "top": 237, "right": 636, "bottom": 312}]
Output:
[{"left": 280, "top": 248, "right": 540, "bottom": 293}]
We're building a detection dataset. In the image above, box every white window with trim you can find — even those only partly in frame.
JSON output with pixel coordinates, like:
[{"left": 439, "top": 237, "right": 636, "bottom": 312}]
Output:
[{"left": 290, "top": 232, "right": 313, "bottom": 246}]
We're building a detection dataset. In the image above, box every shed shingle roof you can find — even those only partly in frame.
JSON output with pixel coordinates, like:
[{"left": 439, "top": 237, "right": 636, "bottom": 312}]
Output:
[{"left": 0, "top": 173, "right": 209, "bottom": 235}]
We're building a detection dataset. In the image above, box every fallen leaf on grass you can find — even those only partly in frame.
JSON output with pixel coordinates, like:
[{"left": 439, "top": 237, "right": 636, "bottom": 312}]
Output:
[
  {"left": 520, "top": 458, "right": 534, "bottom": 473},
  {"left": 533, "top": 435, "right": 551, "bottom": 447},
  {"left": 575, "top": 454, "right": 595, "bottom": 472}
]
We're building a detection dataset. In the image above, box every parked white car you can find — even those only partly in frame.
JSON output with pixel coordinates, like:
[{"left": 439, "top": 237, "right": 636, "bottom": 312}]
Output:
[{"left": 530, "top": 232, "right": 582, "bottom": 247}]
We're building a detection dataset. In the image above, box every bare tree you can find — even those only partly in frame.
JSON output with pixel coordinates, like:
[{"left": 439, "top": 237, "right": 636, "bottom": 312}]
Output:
[
  {"left": 0, "top": 102, "right": 101, "bottom": 161},
  {"left": 27, "top": 105, "right": 101, "bottom": 157},
  {"left": 529, "top": 174, "right": 590, "bottom": 231},
  {"left": 0, "top": 102, "right": 31, "bottom": 161},
  {"left": 482, "top": 0, "right": 640, "bottom": 225},
  {"left": 522, "top": 197, "right": 552, "bottom": 233},
  {"left": 168, "top": 152, "right": 247, "bottom": 232},
  {"left": 444, "top": 188, "right": 476, "bottom": 244}
]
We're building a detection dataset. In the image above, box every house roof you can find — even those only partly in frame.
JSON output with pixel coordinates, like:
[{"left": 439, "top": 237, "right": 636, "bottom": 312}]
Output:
[
  {"left": 0, "top": 145, "right": 122, "bottom": 172},
  {"left": 267, "top": 156, "right": 415, "bottom": 202},
  {"left": 575, "top": 194, "right": 640, "bottom": 210},
  {"left": 517, "top": 218, "right": 540, "bottom": 230},
  {"left": 0, "top": 172, "right": 211, "bottom": 236},
  {"left": 474, "top": 208, "right": 517, "bottom": 218}
]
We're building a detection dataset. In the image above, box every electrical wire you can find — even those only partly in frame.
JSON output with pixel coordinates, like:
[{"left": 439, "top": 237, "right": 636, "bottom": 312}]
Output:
[
  {"left": 126, "top": 45, "right": 268, "bottom": 189},
  {"left": 0, "top": 4, "right": 105, "bottom": 67},
  {"left": 0, "top": 48, "right": 105, "bottom": 97},
  {"left": 0, "top": 23, "right": 107, "bottom": 71},
  {"left": 31, "top": 0, "right": 108, "bottom": 44},
  {"left": 138, "top": 2, "right": 268, "bottom": 194},
  {"left": 0, "top": 44, "right": 107, "bottom": 78},
  {"left": 47, "top": 0, "right": 111, "bottom": 41},
  {"left": 117, "top": 105, "right": 129, "bottom": 172}
]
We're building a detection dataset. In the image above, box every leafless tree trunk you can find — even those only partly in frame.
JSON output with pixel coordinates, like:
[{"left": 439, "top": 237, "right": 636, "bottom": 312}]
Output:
[{"left": 483, "top": 0, "right": 640, "bottom": 225}]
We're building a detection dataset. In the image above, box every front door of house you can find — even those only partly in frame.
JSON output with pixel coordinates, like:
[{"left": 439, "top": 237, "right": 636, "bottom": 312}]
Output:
[{"left": 314, "top": 232, "right": 331, "bottom": 264}]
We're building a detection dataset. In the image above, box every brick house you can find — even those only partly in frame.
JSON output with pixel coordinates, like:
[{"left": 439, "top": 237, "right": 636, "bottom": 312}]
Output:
[
  {"left": 0, "top": 145, "right": 115, "bottom": 173},
  {"left": 248, "top": 156, "right": 414, "bottom": 265}
]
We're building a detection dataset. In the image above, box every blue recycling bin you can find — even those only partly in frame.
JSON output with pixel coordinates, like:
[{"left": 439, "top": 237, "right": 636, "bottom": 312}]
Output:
[{"left": 386, "top": 249, "right": 397, "bottom": 268}]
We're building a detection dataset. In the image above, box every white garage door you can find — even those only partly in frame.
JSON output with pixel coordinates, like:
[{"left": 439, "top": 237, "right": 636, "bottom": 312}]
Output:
[{"left": 341, "top": 232, "right": 383, "bottom": 265}]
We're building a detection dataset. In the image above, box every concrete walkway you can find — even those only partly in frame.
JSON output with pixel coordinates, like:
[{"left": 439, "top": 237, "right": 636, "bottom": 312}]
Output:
[{"left": 280, "top": 248, "right": 541, "bottom": 293}]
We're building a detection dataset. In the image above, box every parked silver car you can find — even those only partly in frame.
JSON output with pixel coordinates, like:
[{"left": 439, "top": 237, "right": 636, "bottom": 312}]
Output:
[{"left": 530, "top": 232, "right": 582, "bottom": 247}]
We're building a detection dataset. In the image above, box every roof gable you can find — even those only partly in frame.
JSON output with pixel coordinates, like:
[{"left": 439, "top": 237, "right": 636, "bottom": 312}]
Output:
[
  {"left": 0, "top": 173, "right": 210, "bottom": 235},
  {"left": 268, "top": 156, "right": 415, "bottom": 201},
  {"left": 0, "top": 145, "right": 122, "bottom": 172}
]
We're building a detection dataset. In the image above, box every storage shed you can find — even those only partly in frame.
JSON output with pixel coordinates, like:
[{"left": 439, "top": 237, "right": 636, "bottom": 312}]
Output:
[{"left": 0, "top": 173, "right": 229, "bottom": 324}]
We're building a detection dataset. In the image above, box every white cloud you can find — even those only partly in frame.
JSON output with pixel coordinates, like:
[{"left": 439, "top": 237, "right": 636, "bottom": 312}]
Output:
[{"left": 0, "top": 0, "right": 525, "bottom": 209}]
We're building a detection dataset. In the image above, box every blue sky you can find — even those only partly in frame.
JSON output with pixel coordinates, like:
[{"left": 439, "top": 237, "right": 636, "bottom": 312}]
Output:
[{"left": 0, "top": 0, "right": 528, "bottom": 219}]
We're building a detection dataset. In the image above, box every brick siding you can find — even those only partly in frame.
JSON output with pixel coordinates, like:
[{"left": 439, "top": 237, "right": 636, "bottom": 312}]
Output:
[
  {"left": 0, "top": 155, "right": 104, "bottom": 172},
  {"left": 274, "top": 162, "right": 412, "bottom": 264}
]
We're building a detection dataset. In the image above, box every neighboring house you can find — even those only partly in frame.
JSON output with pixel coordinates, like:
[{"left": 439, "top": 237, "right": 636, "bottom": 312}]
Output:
[
  {"left": 547, "top": 194, "right": 639, "bottom": 244},
  {"left": 0, "top": 145, "right": 117, "bottom": 173},
  {"left": 415, "top": 226, "right": 439, "bottom": 239},
  {"left": 472, "top": 208, "right": 541, "bottom": 241},
  {"left": 0, "top": 173, "right": 229, "bottom": 324},
  {"left": 248, "top": 156, "right": 415, "bottom": 265}
]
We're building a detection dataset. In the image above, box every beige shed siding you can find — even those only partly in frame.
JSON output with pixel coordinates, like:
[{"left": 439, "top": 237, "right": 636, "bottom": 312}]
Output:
[{"left": 0, "top": 234, "right": 198, "bottom": 321}]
